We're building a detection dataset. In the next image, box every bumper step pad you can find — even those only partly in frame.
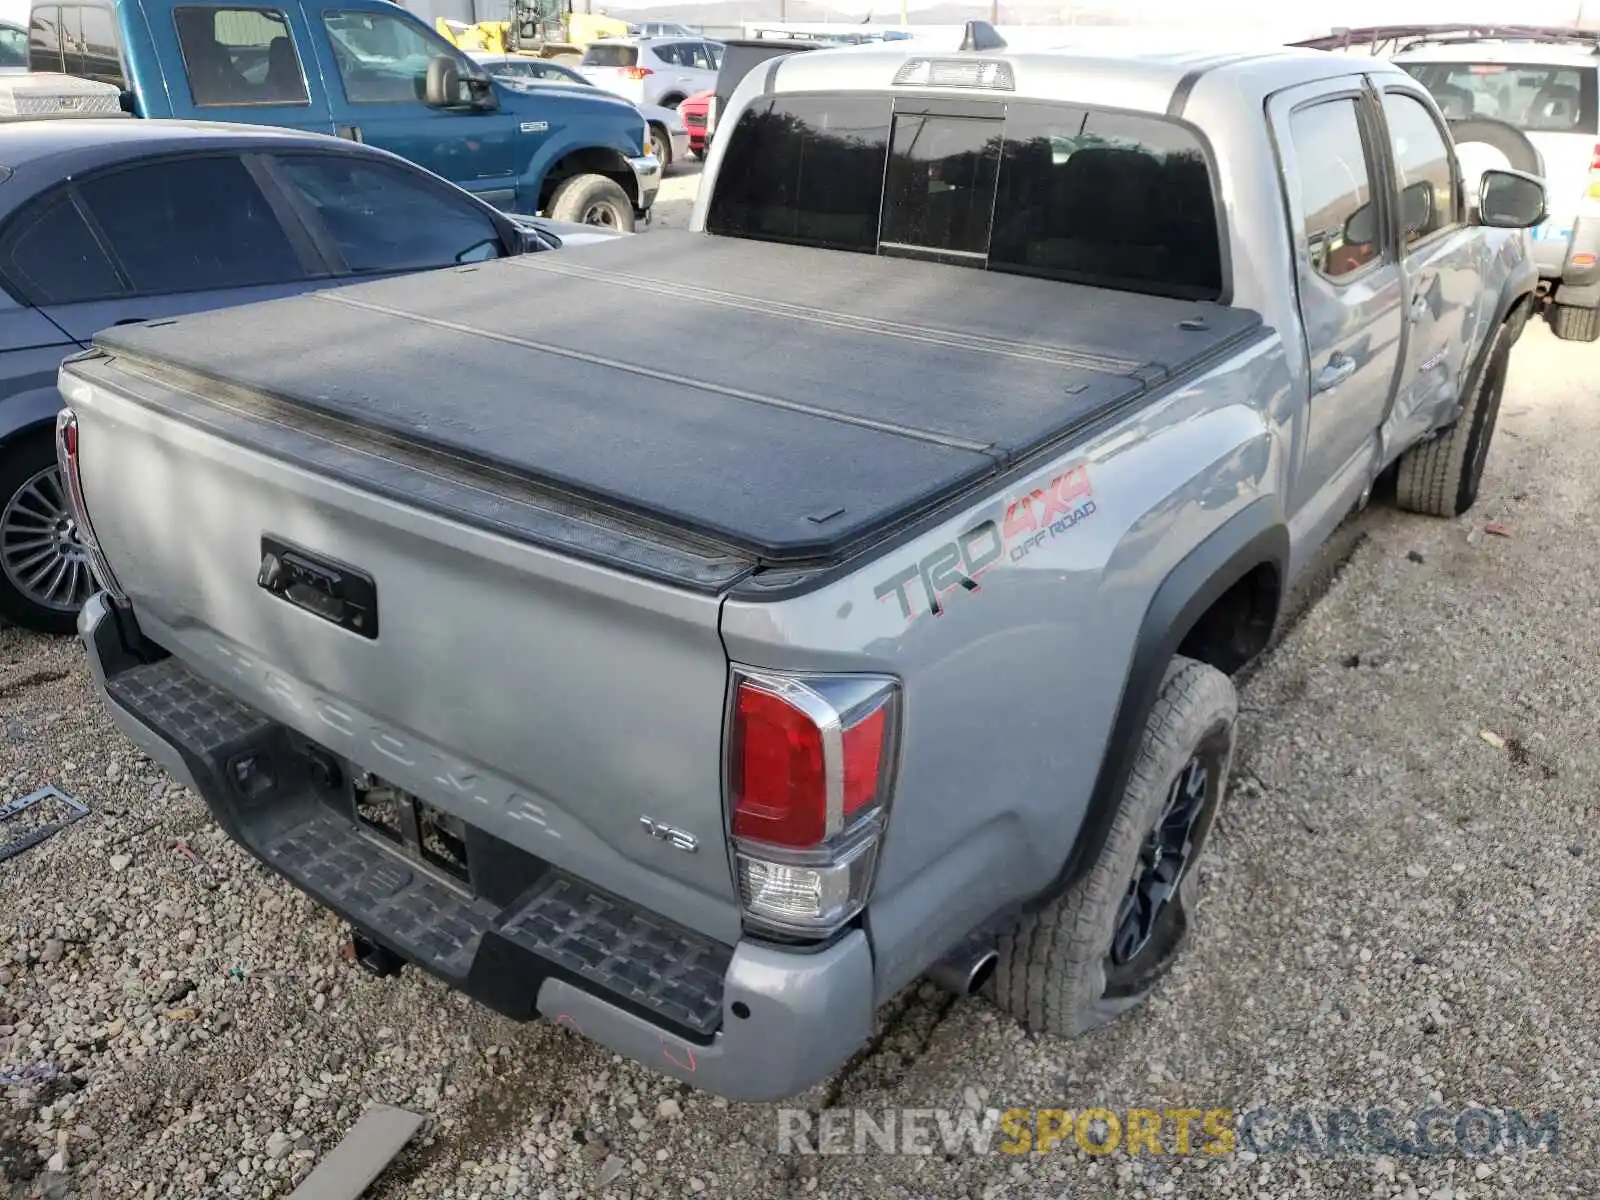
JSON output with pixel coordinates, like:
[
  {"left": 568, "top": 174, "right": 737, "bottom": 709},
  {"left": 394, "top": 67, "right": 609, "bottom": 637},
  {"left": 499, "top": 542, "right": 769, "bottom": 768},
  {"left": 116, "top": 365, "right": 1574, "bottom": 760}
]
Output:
[{"left": 106, "top": 655, "right": 731, "bottom": 1040}]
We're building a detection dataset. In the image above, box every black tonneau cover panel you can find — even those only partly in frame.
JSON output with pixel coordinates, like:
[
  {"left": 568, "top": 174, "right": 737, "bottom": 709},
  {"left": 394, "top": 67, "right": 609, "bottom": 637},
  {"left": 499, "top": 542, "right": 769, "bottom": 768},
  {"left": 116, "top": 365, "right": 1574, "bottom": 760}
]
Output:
[{"left": 94, "top": 232, "right": 1263, "bottom": 563}]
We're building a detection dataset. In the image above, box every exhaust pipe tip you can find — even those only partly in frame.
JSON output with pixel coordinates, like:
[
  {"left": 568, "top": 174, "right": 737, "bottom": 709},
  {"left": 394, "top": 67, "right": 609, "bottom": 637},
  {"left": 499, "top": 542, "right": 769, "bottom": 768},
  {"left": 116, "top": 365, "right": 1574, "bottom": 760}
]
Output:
[{"left": 929, "top": 944, "right": 999, "bottom": 996}]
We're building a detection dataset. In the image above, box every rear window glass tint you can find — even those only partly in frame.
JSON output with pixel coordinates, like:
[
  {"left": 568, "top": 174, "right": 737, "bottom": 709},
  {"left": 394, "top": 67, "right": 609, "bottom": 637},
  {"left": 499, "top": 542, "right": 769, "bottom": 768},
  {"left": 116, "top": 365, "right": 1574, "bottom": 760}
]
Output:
[
  {"left": 76, "top": 156, "right": 303, "bottom": 293},
  {"left": 1400, "top": 61, "right": 1599, "bottom": 134},
  {"left": 1, "top": 197, "right": 122, "bottom": 303},
  {"left": 706, "top": 94, "right": 1223, "bottom": 301},
  {"left": 174, "top": 6, "right": 308, "bottom": 106},
  {"left": 582, "top": 44, "right": 637, "bottom": 67},
  {"left": 706, "top": 95, "right": 891, "bottom": 251}
]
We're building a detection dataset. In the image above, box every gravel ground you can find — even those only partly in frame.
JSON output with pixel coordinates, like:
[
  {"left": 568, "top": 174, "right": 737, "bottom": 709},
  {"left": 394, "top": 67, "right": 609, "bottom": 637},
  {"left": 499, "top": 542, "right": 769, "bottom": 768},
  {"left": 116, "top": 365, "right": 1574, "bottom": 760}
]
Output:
[{"left": 2, "top": 182, "right": 1599, "bottom": 1197}]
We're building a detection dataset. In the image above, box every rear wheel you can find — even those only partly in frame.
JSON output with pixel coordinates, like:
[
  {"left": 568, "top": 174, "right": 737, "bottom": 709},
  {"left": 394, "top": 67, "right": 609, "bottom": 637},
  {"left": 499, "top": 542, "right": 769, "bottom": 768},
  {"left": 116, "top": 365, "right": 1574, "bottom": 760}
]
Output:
[
  {"left": 1395, "top": 323, "right": 1511, "bottom": 517},
  {"left": 649, "top": 124, "right": 672, "bottom": 169},
  {"left": 548, "top": 173, "right": 635, "bottom": 232},
  {"left": 1550, "top": 301, "right": 1600, "bottom": 343},
  {"left": 0, "top": 431, "right": 94, "bottom": 635},
  {"left": 990, "top": 657, "right": 1237, "bottom": 1036}
]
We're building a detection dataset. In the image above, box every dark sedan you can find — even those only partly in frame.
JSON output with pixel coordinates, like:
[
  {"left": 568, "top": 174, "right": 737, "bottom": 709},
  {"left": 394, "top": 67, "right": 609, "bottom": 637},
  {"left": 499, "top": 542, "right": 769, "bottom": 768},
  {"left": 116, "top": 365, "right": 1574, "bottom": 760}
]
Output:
[{"left": 0, "top": 119, "right": 609, "bottom": 634}]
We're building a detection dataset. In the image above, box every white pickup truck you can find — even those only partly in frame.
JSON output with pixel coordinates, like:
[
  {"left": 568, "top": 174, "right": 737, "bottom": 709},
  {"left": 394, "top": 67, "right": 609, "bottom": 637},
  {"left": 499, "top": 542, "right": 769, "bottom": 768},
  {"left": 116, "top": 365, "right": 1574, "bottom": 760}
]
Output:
[{"left": 62, "top": 27, "right": 1543, "bottom": 1099}]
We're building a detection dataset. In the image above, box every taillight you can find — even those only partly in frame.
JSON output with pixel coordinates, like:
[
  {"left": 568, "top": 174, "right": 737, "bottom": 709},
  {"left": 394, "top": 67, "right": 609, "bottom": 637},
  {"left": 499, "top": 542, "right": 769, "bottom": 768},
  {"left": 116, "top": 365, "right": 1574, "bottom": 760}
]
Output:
[
  {"left": 621, "top": 66, "right": 653, "bottom": 80},
  {"left": 1587, "top": 142, "right": 1600, "bottom": 199},
  {"left": 727, "top": 668, "right": 900, "bottom": 938},
  {"left": 55, "top": 408, "right": 126, "bottom": 603}
]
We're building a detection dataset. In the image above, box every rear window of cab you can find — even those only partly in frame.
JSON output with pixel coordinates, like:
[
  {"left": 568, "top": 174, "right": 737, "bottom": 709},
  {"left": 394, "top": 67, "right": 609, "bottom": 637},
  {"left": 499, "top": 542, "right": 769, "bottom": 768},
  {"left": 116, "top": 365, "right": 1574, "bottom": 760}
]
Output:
[{"left": 705, "top": 93, "right": 1225, "bottom": 302}]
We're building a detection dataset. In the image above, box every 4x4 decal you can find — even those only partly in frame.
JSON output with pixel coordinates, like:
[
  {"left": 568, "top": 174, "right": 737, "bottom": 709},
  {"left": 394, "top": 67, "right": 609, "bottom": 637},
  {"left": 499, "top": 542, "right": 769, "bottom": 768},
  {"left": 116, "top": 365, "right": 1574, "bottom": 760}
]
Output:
[{"left": 872, "top": 464, "right": 1097, "bottom": 624}]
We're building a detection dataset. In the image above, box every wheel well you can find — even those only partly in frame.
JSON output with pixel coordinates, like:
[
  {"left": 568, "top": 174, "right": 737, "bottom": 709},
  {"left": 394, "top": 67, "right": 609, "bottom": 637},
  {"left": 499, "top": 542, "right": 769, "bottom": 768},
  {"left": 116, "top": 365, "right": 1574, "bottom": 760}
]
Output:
[
  {"left": 1174, "top": 562, "right": 1280, "bottom": 676},
  {"left": 659, "top": 92, "right": 685, "bottom": 107},
  {"left": 537, "top": 148, "right": 638, "bottom": 213}
]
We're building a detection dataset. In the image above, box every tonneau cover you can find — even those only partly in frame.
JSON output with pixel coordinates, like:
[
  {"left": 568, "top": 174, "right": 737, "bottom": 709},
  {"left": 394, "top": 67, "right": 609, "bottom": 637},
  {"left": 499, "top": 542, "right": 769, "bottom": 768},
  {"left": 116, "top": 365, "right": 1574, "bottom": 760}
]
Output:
[{"left": 94, "top": 232, "right": 1263, "bottom": 564}]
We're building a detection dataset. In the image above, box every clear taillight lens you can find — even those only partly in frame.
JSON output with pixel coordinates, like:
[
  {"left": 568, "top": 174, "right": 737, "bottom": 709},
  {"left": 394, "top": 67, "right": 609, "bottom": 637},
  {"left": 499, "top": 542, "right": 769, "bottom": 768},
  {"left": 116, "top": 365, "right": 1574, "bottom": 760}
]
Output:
[
  {"left": 55, "top": 408, "right": 126, "bottom": 604},
  {"left": 727, "top": 668, "right": 900, "bottom": 938}
]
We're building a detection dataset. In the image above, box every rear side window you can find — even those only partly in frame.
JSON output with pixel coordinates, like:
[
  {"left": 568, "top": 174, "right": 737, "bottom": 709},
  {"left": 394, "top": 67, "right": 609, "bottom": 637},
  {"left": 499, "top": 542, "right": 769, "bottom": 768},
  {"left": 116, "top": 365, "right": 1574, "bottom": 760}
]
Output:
[
  {"left": 706, "top": 94, "right": 1224, "bottom": 301},
  {"left": 78, "top": 4, "right": 124, "bottom": 85},
  {"left": 582, "top": 43, "right": 637, "bottom": 67},
  {"left": 0, "top": 24, "right": 25, "bottom": 69},
  {"left": 274, "top": 154, "right": 505, "bottom": 273},
  {"left": 1400, "top": 61, "right": 1599, "bottom": 134},
  {"left": 22, "top": 9, "right": 57, "bottom": 72},
  {"left": 27, "top": 6, "right": 63, "bottom": 73},
  {"left": 1287, "top": 99, "right": 1380, "bottom": 281},
  {"left": 174, "top": 6, "right": 309, "bottom": 107},
  {"left": 0, "top": 197, "right": 122, "bottom": 304},
  {"left": 76, "top": 156, "right": 304, "bottom": 293}
]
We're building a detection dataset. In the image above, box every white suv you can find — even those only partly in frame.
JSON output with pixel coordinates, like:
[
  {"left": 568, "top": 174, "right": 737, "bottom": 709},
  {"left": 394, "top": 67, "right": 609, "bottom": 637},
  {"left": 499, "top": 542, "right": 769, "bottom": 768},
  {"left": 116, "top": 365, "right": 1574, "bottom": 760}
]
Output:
[
  {"left": 577, "top": 37, "right": 723, "bottom": 110},
  {"left": 1393, "top": 32, "right": 1600, "bottom": 341}
]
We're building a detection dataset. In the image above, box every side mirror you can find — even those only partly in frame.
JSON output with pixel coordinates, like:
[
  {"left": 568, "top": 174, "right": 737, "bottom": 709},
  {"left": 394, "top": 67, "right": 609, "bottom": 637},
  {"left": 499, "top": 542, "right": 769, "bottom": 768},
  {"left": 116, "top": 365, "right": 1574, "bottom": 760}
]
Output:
[
  {"left": 1477, "top": 167, "right": 1547, "bottom": 229},
  {"left": 1342, "top": 200, "right": 1375, "bottom": 248},
  {"left": 1399, "top": 180, "right": 1435, "bottom": 240},
  {"left": 424, "top": 55, "right": 497, "bottom": 110}
]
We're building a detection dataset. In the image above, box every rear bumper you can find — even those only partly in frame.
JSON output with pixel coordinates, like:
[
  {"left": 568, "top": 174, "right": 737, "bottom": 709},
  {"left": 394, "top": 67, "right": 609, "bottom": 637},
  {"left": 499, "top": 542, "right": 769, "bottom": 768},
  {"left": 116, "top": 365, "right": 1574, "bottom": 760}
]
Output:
[{"left": 79, "top": 594, "right": 874, "bottom": 1101}]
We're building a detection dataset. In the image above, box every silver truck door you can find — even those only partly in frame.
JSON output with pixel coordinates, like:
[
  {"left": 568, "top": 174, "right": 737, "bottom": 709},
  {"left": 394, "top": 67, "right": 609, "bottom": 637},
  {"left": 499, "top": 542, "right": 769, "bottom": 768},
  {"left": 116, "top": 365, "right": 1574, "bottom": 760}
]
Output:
[
  {"left": 1374, "top": 83, "right": 1487, "bottom": 452},
  {"left": 1269, "top": 81, "right": 1405, "bottom": 519}
]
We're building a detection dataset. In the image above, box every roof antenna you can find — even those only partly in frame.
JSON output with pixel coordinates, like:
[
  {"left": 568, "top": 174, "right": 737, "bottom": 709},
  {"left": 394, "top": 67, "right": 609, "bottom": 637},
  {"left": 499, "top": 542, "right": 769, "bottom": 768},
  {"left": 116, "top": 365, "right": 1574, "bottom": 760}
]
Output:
[{"left": 960, "top": 20, "right": 1006, "bottom": 51}]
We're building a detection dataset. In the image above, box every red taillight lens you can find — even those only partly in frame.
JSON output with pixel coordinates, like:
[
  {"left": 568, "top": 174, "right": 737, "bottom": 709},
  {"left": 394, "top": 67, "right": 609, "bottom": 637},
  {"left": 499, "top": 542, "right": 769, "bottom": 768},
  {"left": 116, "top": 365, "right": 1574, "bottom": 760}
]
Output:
[
  {"left": 728, "top": 672, "right": 899, "bottom": 852},
  {"left": 842, "top": 703, "right": 887, "bottom": 817},
  {"left": 1589, "top": 142, "right": 1600, "bottom": 173},
  {"left": 731, "top": 684, "right": 827, "bottom": 847},
  {"left": 54, "top": 406, "right": 126, "bottom": 603},
  {"left": 622, "top": 66, "right": 654, "bottom": 80}
]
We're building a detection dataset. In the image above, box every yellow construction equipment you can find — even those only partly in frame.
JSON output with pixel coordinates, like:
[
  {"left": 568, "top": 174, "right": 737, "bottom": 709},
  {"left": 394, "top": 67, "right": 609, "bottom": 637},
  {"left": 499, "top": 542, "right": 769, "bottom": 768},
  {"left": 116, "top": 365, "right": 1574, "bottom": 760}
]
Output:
[{"left": 435, "top": 3, "right": 629, "bottom": 59}]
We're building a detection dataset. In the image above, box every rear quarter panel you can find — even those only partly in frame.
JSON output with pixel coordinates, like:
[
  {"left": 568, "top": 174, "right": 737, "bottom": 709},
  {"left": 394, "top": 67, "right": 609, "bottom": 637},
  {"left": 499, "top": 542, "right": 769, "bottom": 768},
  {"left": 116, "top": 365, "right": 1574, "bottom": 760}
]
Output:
[{"left": 719, "top": 336, "right": 1295, "bottom": 1002}]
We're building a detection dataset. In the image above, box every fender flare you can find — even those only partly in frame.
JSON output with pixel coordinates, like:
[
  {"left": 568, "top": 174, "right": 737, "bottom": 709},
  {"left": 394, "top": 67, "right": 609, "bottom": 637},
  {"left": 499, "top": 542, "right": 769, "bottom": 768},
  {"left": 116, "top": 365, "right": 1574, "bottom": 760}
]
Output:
[
  {"left": 0, "top": 385, "right": 66, "bottom": 451},
  {"left": 1455, "top": 274, "right": 1536, "bottom": 424},
  {"left": 1037, "top": 499, "right": 1289, "bottom": 902}
]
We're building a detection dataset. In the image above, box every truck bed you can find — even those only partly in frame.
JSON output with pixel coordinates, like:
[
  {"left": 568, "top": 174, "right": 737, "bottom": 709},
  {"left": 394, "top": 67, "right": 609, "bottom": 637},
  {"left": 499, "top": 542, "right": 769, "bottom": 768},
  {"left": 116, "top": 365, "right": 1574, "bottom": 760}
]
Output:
[{"left": 93, "top": 231, "right": 1264, "bottom": 582}]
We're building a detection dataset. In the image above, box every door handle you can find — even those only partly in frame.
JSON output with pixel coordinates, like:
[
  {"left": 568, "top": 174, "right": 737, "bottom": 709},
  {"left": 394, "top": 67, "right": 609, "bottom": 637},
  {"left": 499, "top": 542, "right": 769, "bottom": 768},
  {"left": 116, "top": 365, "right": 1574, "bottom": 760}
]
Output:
[{"left": 1315, "top": 353, "right": 1356, "bottom": 393}]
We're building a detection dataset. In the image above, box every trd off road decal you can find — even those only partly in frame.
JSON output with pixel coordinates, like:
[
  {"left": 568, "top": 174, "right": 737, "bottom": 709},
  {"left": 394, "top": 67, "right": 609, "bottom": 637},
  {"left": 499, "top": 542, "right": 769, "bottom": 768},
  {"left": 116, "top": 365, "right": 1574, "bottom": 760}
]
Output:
[{"left": 873, "top": 464, "right": 1098, "bottom": 623}]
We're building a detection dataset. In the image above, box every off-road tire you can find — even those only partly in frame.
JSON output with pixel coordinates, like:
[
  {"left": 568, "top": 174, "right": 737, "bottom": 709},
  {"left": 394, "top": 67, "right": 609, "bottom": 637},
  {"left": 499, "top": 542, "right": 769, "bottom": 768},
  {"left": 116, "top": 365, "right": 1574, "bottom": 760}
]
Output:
[
  {"left": 1550, "top": 301, "right": 1600, "bottom": 343},
  {"left": 548, "top": 174, "right": 635, "bottom": 232},
  {"left": 1395, "top": 323, "right": 1512, "bottom": 517},
  {"left": 990, "top": 656, "right": 1237, "bottom": 1036}
]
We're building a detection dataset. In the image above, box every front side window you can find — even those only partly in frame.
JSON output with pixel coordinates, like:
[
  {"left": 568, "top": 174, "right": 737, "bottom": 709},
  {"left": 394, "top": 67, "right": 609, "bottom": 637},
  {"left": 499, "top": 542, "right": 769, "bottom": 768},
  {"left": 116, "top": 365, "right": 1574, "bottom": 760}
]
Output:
[
  {"left": 1287, "top": 98, "right": 1380, "bottom": 281},
  {"left": 0, "top": 196, "right": 122, "bottom": 304},
  {"left": 706, "top": 94, "right": 1223, "bottom": 301},
  {"left": 174, "top": 7, "right": 308, "bottom": 106},
  {"left": 323, "top": 10, "right": 461, "bottom": 104},
  {"left": 76, "top": 156, "right": 304, "bottom": 293},
  {"left": 1400, "top": 61, "right": 1598, "bottom": 133},
  {"left": 275, "top": 153, "right": 504, "bottom": 272},
  {"left": 1382, "top": 91, "right": 1460, "bottom": 245}
]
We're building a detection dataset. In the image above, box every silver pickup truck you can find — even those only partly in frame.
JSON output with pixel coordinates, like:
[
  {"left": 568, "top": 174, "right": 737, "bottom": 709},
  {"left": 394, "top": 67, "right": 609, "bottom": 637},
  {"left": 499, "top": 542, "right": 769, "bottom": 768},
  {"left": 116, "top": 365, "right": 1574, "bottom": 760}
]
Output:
[{"left": 61, "top": 28, "right": 1544, "bottom": 1101}]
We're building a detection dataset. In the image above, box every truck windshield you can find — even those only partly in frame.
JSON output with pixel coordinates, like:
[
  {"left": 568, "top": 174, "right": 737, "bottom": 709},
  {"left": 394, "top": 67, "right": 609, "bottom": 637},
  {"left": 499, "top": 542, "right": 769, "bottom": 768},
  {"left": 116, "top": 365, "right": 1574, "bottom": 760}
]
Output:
[
  {"left": 1399, "top": 62, "right": 1599, "bottom": 134},
  {"left": 704, "top": 95, "right": 1224, "bottom": 302}
]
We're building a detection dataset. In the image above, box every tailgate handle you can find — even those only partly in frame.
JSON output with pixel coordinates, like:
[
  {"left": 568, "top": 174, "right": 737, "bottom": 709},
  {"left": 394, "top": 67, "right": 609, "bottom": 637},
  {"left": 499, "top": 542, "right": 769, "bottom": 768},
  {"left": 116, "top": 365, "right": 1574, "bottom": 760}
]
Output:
[{"left": 258, "top": 536, "right": 379, "bottom": 639}]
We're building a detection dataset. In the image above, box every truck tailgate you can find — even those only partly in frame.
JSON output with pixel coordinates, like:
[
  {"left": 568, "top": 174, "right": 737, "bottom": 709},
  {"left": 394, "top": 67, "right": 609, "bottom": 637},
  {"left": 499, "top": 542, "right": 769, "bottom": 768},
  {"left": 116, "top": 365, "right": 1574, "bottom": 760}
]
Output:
[
  {"left": 59, "top": 355, "right": 744, "bottom": 944},
  {"left": 90, "top": 231, "right": 1265, "bottom": 574}
]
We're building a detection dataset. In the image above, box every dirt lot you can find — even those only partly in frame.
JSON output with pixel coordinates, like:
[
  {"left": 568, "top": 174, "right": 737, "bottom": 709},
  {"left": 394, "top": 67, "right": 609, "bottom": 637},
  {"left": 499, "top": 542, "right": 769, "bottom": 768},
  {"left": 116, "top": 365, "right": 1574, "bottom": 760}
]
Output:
[{"left": 2, "top": 180, "right": 1599, "bottom": 1197}]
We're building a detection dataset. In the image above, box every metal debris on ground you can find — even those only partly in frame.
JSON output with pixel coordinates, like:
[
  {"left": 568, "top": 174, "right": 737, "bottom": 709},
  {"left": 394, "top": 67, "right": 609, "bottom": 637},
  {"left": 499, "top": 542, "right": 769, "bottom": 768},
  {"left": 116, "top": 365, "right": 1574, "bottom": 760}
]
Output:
[
  {"left": 0, "top": 787, "right": 88, "bottom": 864},
  {"left": 0, "top": 1061, "right": 59, "bottom": 1086},
  {"left": 286, "top": 1104, "right": 425, "bottom": 1200}
]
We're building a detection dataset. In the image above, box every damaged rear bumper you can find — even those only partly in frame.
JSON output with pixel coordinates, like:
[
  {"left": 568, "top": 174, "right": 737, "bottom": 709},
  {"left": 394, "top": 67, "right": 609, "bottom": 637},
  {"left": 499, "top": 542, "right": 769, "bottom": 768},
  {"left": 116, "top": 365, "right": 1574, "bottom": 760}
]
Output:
[{"left": 79, "top": 593, "right": 873, "bottom": 1101}]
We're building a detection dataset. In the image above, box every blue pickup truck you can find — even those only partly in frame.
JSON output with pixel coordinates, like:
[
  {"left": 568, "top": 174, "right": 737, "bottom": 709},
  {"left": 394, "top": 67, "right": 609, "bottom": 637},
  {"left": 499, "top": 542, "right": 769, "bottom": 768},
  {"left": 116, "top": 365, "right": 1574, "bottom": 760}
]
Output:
[{"left": 24, "top": 0, "right": 659, "bottom": 229}]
